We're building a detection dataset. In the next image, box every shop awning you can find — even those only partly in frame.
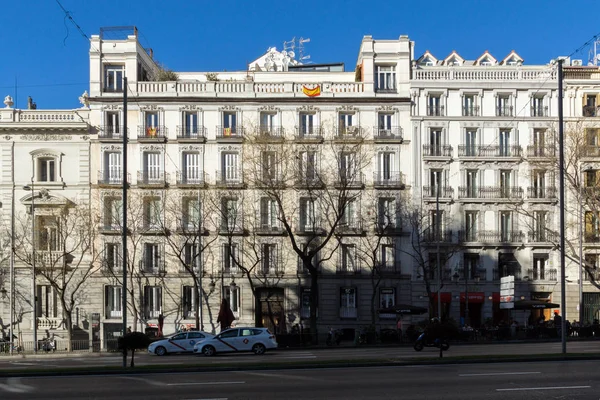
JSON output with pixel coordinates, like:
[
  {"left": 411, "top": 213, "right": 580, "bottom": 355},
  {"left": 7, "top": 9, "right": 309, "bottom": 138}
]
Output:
[
  {"left": 460, "top": 292, "right": 485, "bottom": 303},
  {"left": 431, "top": 292, "right": 452, "bottom": 303}
]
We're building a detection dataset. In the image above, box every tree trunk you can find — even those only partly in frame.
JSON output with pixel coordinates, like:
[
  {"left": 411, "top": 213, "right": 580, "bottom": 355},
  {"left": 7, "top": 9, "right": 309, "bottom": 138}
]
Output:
[
  {"left": 194, "top": 281, "right": 200, "bottom": 330},
  {"left": 370, "top": 284, "right": 377, "bottom": 327},
  {"left": 254, "top": 289, "right": 261, "bottom": 328},
  {"left": 309, "top": 269, "right": 319, "bottom": 345},
  {"left": 130, "top": 349, "right": 135, "bottom": 368},
  {"left": 65, "top": 312, "right": 73, "bottom": 352}
]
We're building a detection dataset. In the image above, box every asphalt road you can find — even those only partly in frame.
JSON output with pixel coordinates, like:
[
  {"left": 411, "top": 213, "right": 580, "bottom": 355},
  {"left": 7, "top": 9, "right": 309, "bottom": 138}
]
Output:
[
  {"left": 1, "top": 340, "right": 599, "bottom": 371},
  {"left": 0, "top": 360, "right": 598, "bottom": 399}
]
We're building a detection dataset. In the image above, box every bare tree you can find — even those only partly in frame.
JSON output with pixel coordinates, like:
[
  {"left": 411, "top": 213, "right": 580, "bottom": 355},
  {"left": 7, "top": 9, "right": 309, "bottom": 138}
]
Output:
[
  {"left": 243, "top": 123, "right": 370, "bottom": 342},
  {"left": 12, "top": 198, "right": 100, "bottom": 351}
]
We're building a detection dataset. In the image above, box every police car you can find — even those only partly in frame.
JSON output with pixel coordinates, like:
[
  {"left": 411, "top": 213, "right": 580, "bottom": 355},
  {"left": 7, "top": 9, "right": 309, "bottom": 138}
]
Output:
[
  {"left": 148, "top": 331, "right": 214, "bottom": 356},
  {"left": 193, "top": 327, "right": 278, "bottom": 356}
]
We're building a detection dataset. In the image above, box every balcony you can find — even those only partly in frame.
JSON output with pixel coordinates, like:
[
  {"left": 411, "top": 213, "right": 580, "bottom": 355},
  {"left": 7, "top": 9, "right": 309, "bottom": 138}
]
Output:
[
  {"left": 462, "top": 106, "right": 479, "bottom": 117},
  {"left": 493, "top": 268, "right": 522, "bottom": 281},
  {"left": 336, "top": 262, "right": 361, "bottom": 275},
  {"left": 335, "top": 172, "right": 364, "bottom": 189},
  {"left": 457, "top": 145, "right": 522, "bottom": 159},
  {"left": 137, "top": 126, "right": 167, "bottom": 142},
  {"left": 373, "top": 172, "right": 405, "bottom": 189},
  {"left": 525, "top": 268, "right": 557, "bottom": 282},
  {"left": 336, "top": 220, "right": 364, "bottom": 236},
  {"left": 294, "top": 176, "right": 324, "bottom": 189},
  {"left": 259, "top": 265, "right": 284, "bottom": 277},
  {"left": 215, "top": 170, "right": 244, "bottom": 188},
  {"left": 458, "top": 186, "right": 523, "bottom": 201},
  {"left": 422, "top": 145, "right": 453, "bottom": 159},
  {"left": 584, "top": 233, "right": 600, "bottom": 243},
  {"left": 454, "top": 266, "right": 486, "bottom": 281},
  {"left": 36, "top": 317, "right": 63, "bottom": 330},
  {"left": 175, "top": 171, "right": 207, "bottom": 188},
  {"left": 139, "top": 260, "right": 165, "bottom": 275},
  {"left": 528, "top": 230, "right": 558, "bottom": 244},
  {"left": 97, "top": 170, "right": 130, "bottom": 187},
  {"left": 98, "top": 222, "right": 121, "bottom": 234},
  {"left": 137, "top": 171, "right": 169, "bottom": 188},
  {"left": 583, "top": 105, "right": 599, "bottom": 117},
  {"left": 375, "top": 222, "right": 404, "bottom": 236},
  {"left": 216, "top": 126, "right": 244, "bottom": 142},
  {"left": 294, "top": 126, "right": 324, "bottom": 142},
  {"left": 457, "top": 230, "right": 481, "bottom": 243},
  {"left": 376, "top": 262, "right": 404, "bottom": 276},
  {"left": 584, "top": 145, "right": 600, "bottom": 157},
  {"left": 497, "top": 105, "right": 513, "bottom": 117},
  {"left": 34, "top": 251, "right": 64, "bottom": 266},
  {"left": 339, "top": 306, "right": 358, "bottom": 319},
  {"left": 219, "top": 222, "right": 245, "bottom": 235},
  {"left": 105, "top": 309, "right": 123, "bottom": 319},
  {"left": 527, "top": 145, "right": 556, "bottom": 158},
  {"left": 422, "top": 186, "right": 454, "bottom": 201},
  {"left": 255, "top": 222, "right": 286, "bottom": 236},
  {"left": 294, "top": 223, "right": 324, "bottom": 235},
  {"left": 255, "top": 172, "right": 285, "bottom": 189},
  {"left": 373, "top": 126, "right": 403, "bottom": 143},
  {"left": 531, "top": 106, "right": 549, "bottom": 117},
  {"left": 427, "top": 105, "right": 444, "bottom": 117},
  {"left": 479, "top": 230, "right": 525, "bottom": 243},
  {"left": 256, "top": 125, "right": 285, "bottom": 141},
  {"left": 527, "top": 186, "right": 557, "bottom": 201},
  {"left": 99, "top": 126, "right": 126, "bottom": 141},
  {"left": 334, "top": 125, "right": 364, "bottom": 142},
  {"left": 176, "top": 126, "right": 206, "bottom": 142},
  {"left": 423, "top": 229, "right": 454, "bottom": 243}
]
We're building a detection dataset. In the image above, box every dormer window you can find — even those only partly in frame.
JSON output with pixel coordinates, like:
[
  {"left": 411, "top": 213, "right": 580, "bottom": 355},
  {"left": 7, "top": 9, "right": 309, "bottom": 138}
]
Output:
[{"left": 104, "top": 65, "right": 124, "bottom": 92}]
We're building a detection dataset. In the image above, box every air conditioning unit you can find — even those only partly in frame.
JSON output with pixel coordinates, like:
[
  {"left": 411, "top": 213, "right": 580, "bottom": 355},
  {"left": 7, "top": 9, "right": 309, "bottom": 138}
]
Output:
[{"left": 572, "top": 59, "right": 583, "bottom": 66}]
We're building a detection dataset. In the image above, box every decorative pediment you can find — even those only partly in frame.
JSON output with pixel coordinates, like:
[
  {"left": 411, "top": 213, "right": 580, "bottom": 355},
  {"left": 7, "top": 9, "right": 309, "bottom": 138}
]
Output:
[
  {"left": 180, "top": 105, "right": 202, "bottom": 111},
  {"left": 140, "top": 144, "right": 165, "bottom": 152},
  {"left": 376, "top": 105, "right": 398, "bottom": 113},
  {"left": 179, "top": 144, "right": 202, "bottom": 152},
  {"left": 140, "top": 104, "right": 163, "bottom": 112},
  {"left": 259, "top": 105, "right": 280, "bottom": 112},
  {"left": 417, "top": 51, "right": 438, "bottom": 66},
  {"left": 443, "top": 51, "right": 464, "bottom": 66},
  {"left": 100, "top": 144, "right": 123, "bottom": 152},
  {"left": 500, "top": 51, "right": 524, "bottom": 66},
  {"left": 218, "top": 144, "right": 241, "bottom": 152},
  {"left": 30, "top": 148, "right": 63, "bottom": 159},
  {"left": 474, "top": 51, "right": 497, "bottom": 66},
  {"left": 297, "top": 105, "right": 319, "bottom": 112},
  {"left": 375, "top": 145, "right": 399, "bottom": 153},
  {"left": 102, "top": 104, "right": 122, "bottom": 111},
  {"left": 20, "top": 190, "right": 71, "bottom": 207},
  {"left": 219, "top": 105, "right": 240, "bottom": 112},
  {"left": 336, "top": 105, "right": 358, "bottom": 113}
]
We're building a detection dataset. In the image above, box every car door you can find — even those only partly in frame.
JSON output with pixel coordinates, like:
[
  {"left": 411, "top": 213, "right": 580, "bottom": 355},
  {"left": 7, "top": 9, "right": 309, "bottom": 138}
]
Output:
[
  {"left": 214, "top": 329, "right": 239, "bottom": 353},
  {"left": 238, "top": 328, "right": 256, "bottom": 351},
  {"left": 167, "top": 333, "right": 189, "bottom": 352},
  {"left": 186, "top": 332, "right": 206, "bottom": 351}
]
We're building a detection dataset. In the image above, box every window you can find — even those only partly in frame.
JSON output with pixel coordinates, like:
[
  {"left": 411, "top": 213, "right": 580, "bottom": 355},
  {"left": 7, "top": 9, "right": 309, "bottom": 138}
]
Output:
[
  {"left": 222, "top": 243, "right": 239, "bottom": 274},
  {"left": 532, "top": 255, "right": 548, "bottom": 280},
  {"left": 142, "top": 243, "right": 162, "bottom": 274},
  {"left": 142, "top": 152, "right": 162, "bottom": 182},
  {"left": 339, "top": 244, "right": 357, "bottom": 273},
  {"left": 340, "top": 287, "right": 357, "bottom": 318},
  {"left": 103, "top": 151, "right": 122, "bottom": 184},
  {"left": 380, "top": 244, "right": 395, "bottom": 271},
  {"left": 221, "top": 197, "right": 239, "bottom": 231},
  {"left": 340, "top": 199, "right": 358, "bottom": 228},
  {"left": 219, "top": 329, "right": 239, "bottom": 338},
  {"left": 465, "top": 169, "right": 478, "bottom": 198},
  {"left": 376, "top": 65, "right": 396, "bottom": 92},
  {"left": 37, "top": 216, "right": 59, "bottom": 251},
  {"left": 338, "top": 113, "right": 356, "bottom": 135},
  {"left": 531, "top": 170, "right": 547, "bottom": 198},
  {"left": 584, "top": 254, "right": 598, "bottom": 281},
  {"left": 221, "top": 152, "right": 240, "bottom": 183},
  {"left": 463, "top": 95, "right": 477, "bottom": 116},
  {"left": 105, "top": 111, "right": 121, "bottom": 135},
  {"left": 143, "top": 197, "right": 161, "bottom": 230},
  {"left": 183, "top": 111, "right": 199, "bottom": 136},
  {"left": 428, "top": 95, "right": 443, "bottom": 116},
  {"left": 104, "top": 65, "right": 124, "bottom": 92},
  {"left": 499, "top": 129, "right": 511, "bottom": 156},
  {"left": 182, "top": 197, "right": 200, "bottom": 231},
  {"left": 429, "top": 169, "right": 444, "bottom": 197},
  {"left": 300, "top": 288, "right": 311, "bottom": 319},
  {"left": 222, "top": 111, "right": 237, "bottom": 135},
  {"left": 298, "top": 151, "right": 317, "bottom": 181},
  {"left": 377, "top": 151, "right": 395, "bottom": 183},
  {"left": 144, "top": 111, "right": 160, "bottom": 137},
  {"left": 339, "top": 152, "right": 357, "bottom": 182},
  {"left": 37, "top": 157, "right": 56, "bottom": 182},
  {"left": 464, "top": 129, "right": 477, "bottom": 156},
  {"left": 297, "top": 243, "right": 319, "bottom": 274},
  {"left": 261, "top": 243, "right": 279, "bottom": 274},
  {"left": 299, "top": 113, "right": 316, "bottom": 136},
  {"left": 583, "top": 94, "right": 598, "bottom": 117},
  {"left": 532, "top": 96, "right": 546, "bottom": 116},
  {"left": 182, "top": 286, "right": 197, "bottom": 319},
  {"left": 378, "top": 197, "right": 397, "bottom": 229},
  {"left": 429, "top": 209, "right": 444, "bottom": 240},
  {"left": 260, "top": 197, "right": 279, "bottom": 230},
  {"left": 299, "top": 198, "right": 317, "bottom": 231},
  {"left": 378, "top": 113, "right": 393, "bottom": 132},
  {"left": 261, "top": 151, "right": 277, "bottom": 182},
  {"left": 499, "top": 211, "right": 513, "bottom": 242},
  {"left": 260, "top": 112, "right": 277, "bottom": 134},
  {"left": 585, "top": 211, "right": 600, "bottom": 241},
  {"left": 104, "top": 286, "right": 122, "bottom": 318},
  {"left": 498, "top": 253, "right": 519, "bottom": 279},
  {"left": 497, "top": 95, "right": 512, "bottom": 116},
  {"left": 585, "top": 170, "right": 599, "bottom": 187},
  {"left": 532, "top": 129, "right": 547, "bottom": 155},
  {"left": 183, "top": 243, "right": 201, "bottom": 273},
  {"left": 182, "top": 152, "right": 201, "bottom": 184},
  {"left": 143, "top": 286, "right": 162, "bottom": 319},
  {"left": 103, "top": 197, "right": 122, "bottom": 229},
  {"left": 223, "top": 285, "right": 240, "bottom": 318},
  {"left": 499, "top": 170, "right": 512, "bottom": 198},
  {"left": 380, "top": 288, "right": 395, "bottom": 309},
  {"left": 36, "top": 285, "right": 58, "bottom": 318},
  {"left": 104, "top": 242, "right": 120, "bottom": 272},
  {"left": 463, "top": 254, "right": 480, "bottom": 279},
  {"left": 464, "top": 211, "right": 478, "bottom": 242},
  {"left": 428, "top": 129, "right": 443, "bottom": 156}
]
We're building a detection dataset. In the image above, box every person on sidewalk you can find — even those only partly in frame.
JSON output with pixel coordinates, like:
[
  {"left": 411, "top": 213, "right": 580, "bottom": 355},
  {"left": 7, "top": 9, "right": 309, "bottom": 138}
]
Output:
[{"left": 553, "top": 311, "right": 562, "bottom": 338}]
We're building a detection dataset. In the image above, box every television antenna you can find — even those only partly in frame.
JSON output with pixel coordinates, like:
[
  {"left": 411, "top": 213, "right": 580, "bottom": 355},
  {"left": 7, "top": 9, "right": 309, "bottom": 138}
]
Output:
[{"left": 588, "top": 37, "right": 600, "bottom": 66}]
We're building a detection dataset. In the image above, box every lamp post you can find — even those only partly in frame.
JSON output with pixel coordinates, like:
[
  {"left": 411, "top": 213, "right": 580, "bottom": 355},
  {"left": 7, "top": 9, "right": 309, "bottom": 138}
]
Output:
[
  {"left": 22, "top": 183, "right": 37, "bottom": 353},
  {"left": 578, "top": 164, "right": 586, "bottom": 326}
]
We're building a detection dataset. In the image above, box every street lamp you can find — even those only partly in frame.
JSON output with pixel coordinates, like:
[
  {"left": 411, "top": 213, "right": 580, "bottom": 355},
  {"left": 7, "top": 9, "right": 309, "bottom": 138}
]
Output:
[{"left": 22, "top": 183, "right": 37, "bottom": 353}]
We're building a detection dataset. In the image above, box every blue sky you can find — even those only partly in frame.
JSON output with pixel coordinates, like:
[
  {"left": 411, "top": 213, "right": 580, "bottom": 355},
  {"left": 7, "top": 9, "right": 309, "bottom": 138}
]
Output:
[{"left": 1, "top": 0, "right": 598, "bottom": 109}]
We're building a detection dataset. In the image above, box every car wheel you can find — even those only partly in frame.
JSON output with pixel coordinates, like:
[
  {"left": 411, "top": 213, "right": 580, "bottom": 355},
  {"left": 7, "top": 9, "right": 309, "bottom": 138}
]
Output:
[
  {"left": 413, "top": 342, "right": 424, "bottom": 352},
  {"left": 202, "top": 345, "right": 216, "bottom": 357},
  {"left": 155, "top": 346, "right": 167, "bottom": 356},
  {"left": 252, "top": 343, "right": 266, "bottom": 355}
]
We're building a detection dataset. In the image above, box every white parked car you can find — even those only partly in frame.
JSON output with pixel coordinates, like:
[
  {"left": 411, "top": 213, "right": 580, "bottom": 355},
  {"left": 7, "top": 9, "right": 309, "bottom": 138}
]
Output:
[
  {"left": 193, "top": 327, "right": 278, "bottom": 356},
  {"left": 148, "top": 331, "right": 214, "bottom": 356}
]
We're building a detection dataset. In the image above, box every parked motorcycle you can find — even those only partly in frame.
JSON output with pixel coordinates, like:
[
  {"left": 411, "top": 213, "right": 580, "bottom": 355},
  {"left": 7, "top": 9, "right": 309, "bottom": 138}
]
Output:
[
  {"left": 326, "top": 328, "right": 343, "bottom": 346},
  {"left": 413, "top": 332, "right": 450, "bottom": 352},
  {"left": 41, "top": 338, "right": 56, "bottom": 353}
]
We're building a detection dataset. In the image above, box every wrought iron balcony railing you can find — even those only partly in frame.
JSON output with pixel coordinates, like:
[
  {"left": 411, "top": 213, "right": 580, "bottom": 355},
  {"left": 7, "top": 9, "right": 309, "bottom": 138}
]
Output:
[
  {"left": 138, "top": 125, "right": 167, "bottom": 140},
  {"left": 528, "top": 230, "right": 558, "bottom": 243},
  {"left": 458, "top": 186, "right": 523, "bottom": 200},
  {"left": 216, "top": 126, "right": 244, "bottom": 139},
  {"left": 97, "top": 170, "right": 130, "bottom": 185},
  {"left": 176, "top": 125, "right": 206, "bottom": 140},
  {"left": 526, "top": 268, "right": 557, "bottom": 281},
  {"left": 373, "top": 172, "right": 404, "bottom": 188},
  {"left": 373, "top": 126, "right": 403, "bottom": 141},
  {"left": 294, "top": 126, "right": 324, "bottom": 140},
  {"left": 531, "top": 106, "right": 549, "bottom": 117},
  {"left": 427, "top": 105, "right": 444, "bottom": 116},
  {"left": 458, "top": 145, "right": 522, "bottom": 158},
  {"left": 137, "top": 171, "right": 168, "bottom": 186},
  {"left": 479, "top": 230, "right": 524, "bottom": 243},
  {"left": 527, "top": 186, "right": 557, "bottom": 199},
  {"left": 176, "top": 171, "right": 207, "bottom": 186},
  {"left": 497, "top": 105, "right": 513, "bottom": 117},
  {"left": 423, "top": 145, "right": 453, "bottom": 157},
  {"left": 422, "top": 186, "right": 454, "bottom": 199},
  {"left": 462, "top": 106, "right": 479, "bottom": 116},
  {"left": 257, "top": 125, "right": 284, "bottom": 139},
  {"left": 99, "top": 126, "right": 126, "bottom": 139},
  {"left": 527, "top": 145, "right": 556, "bottom": 158}
]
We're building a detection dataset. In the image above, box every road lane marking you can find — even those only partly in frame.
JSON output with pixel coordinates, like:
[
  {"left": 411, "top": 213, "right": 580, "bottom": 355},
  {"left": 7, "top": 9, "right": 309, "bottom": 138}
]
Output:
[
  {"left": 0, "top": 378, "right": 35, "bottom": 393},
  {"left": 280, "top": 356, "right": 317, "bottom": 359},
  {"left": 460, "top": 372, "right": 541, "bottom": 377},
  {"left": 181, "top": 398, "right": 228, "bottom": 400},
  {"left": 167, "top": 381, "right": 245, "bottom": 386},
  {"left": 497, "top": 385, "right": 591, "bottom": 391}
]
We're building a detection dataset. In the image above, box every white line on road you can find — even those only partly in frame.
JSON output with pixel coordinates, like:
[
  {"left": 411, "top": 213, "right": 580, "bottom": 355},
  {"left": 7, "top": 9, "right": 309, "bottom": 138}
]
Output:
[
  {"left": 280, "top": 356, "right": 317, "bottom": 359},
  {"left": 496, "top": 385, "right": 591, "bottom": 391},
  {"left": 460, "top": 372, "right": 541, "bottom": 377},
  {"left": 181, "top": 398, "right": 228, "bottom": 400},
  {"left": 167, "top": 381, "right": 245, "bottom": 386},
  {"left": 0, "top": 378, "right": 35, "bottom": 394}
]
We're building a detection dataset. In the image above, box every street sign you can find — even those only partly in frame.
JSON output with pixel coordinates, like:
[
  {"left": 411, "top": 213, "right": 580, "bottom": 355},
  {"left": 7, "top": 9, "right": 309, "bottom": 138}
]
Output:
[{"left": 500, "top": 276, "right": 514, "bottom": 309}]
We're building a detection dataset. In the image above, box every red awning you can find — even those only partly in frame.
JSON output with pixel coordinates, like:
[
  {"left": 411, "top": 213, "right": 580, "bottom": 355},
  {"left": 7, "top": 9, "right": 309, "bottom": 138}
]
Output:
[
  {"left": 431, "top": 292, "right": 452, "bottom": 303},
  {"left": 492, "top": 292, "right": 500, "bottom": 303},
  {"left": 460, "top": 292, "right": 485, "bottom": 303}
]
